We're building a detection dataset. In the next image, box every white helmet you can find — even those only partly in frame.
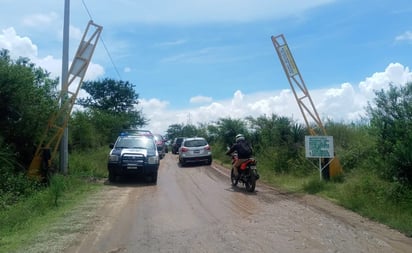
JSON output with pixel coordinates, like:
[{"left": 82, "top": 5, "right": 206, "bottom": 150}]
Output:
[{"left": 235, "top": 134, "right": 245, "bottom": 142}]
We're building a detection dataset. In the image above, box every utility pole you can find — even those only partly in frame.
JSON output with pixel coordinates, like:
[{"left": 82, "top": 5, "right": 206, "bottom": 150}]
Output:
[{"left": 60, "top": 0, "right": 70, "bottom": 174}]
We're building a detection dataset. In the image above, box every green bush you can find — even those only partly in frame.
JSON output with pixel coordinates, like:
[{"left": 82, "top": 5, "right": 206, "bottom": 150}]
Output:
[
  {"left": 287, "top": 156, "right": 316, "bottom": 176},
  {"left": 0, "top": 146, "right": 43, "bottom": 210},
  {"left": 385, "top": 181, "right": 412, "bottom": 205},
  {"left": 367, "top": 83, "right": 412, "bottom": 184},
  {"left": 303, "top": 177, "right": 327, "bottom": 194}
]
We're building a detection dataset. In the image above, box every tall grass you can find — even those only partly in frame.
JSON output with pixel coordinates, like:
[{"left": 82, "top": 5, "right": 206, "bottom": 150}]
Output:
[
  {"left": 333, "top": 169, "right": 412, "bottom": 236},
  {"left": 68, "top": 146, "right": 108, "bottom": 179},
  {"left": 0, "top": 148, "right": 108, "bottom": 252}
]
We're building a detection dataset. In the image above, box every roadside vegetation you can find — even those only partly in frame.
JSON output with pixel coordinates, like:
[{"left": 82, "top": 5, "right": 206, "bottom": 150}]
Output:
[
  {"left": 1, "top": 49, "right": 412, "bottom": 252},
  {"left": 0, "top": 149, "right": 107, "bottom": 252}
]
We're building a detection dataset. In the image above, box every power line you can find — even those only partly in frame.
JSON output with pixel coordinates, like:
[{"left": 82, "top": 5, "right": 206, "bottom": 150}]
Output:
[
  {"left": 81, "top": 0, "right": 93, "bottom": 20},
  {"left": 81, "top": 0, "right": 122, "bottom": 80}
]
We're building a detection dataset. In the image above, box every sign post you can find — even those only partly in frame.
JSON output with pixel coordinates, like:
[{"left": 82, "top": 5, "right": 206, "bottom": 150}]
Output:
[{"left": 305, "top": 136, "right": 334, "bottom": 180}]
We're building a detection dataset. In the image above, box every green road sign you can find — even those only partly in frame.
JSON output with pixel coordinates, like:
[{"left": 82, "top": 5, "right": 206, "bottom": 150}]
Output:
[{"left": 305, "top": 136, "right": 334, "bottom": 158}]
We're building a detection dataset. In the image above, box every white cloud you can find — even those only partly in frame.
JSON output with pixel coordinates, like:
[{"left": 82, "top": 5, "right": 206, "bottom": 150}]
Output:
[
  {"left": 160, "top": 47, "right": 220, "bottom": 64},
  {"left": 0, "top": 27, "right": 37, "bottom": 59},
  {"left": 190, "top": 95, "right": 213, "bottom": 104},
  {"left": 140, "top": 98, "right": 169, "bottom": 111},
  {"left": 198, "top": 102, "right": 228, "bottom": 119},
  {"left": 138, "top": 98, "right": 174, "bottom": 133},
  {"left": 395, "top": 31, "right": 412, "bottom": 42},
  {"left": 0, "top": 27, "right": 105, "bottom": 112},
  {"left": 84, "top": 62, "right": 105, "bottom": 81},
  {"left": 316, "top": 82, "right": 363, "bottom": 121},
  {"left": 0, "top": 27, "right": 105, "bottom": 82},
  {"left": 141, "top": 63, "right": 412, "bottom": 134},
  {"left": 69, "top": 25, "right": 83, "bottom": 41},
  {"left": 33, "top": 55, "right": 61, "bottom": 77},
  {"left": 359, "top": 63, "right": 412, "bottom": 98},
  {"left": 22, "top": 12, "right": 59, "bottom": 27},
  {"left": 33, "top": 56, "right": 104, "bottom": 81},
  {"left": 248, "top": 89, "right": 298, "bottom": 118},
  {"left": 154, "top": 39, "right": 187, "bottom": 48},
  {"left": 56, "top": 25, "right": 90, "bottom": 48}
]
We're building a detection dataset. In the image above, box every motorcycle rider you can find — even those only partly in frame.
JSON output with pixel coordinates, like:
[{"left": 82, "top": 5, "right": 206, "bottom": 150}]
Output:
[{"left": 226, "top": 134, "right": 253, "bottom": 177}]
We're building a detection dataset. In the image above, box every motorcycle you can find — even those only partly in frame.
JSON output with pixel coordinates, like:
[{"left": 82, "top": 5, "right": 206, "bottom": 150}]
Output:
[{"left": 229, "top": 151, "right": 259, "bottom": 192}]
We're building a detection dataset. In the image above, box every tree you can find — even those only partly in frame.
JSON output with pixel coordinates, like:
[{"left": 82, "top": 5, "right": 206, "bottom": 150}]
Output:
[
  {"left": 215, "top": 118, "right": 248, "bottom": 148},
  {"left": 72, "top": 78, "right": 148, "bottom": 146},
  {"left": 166, "top": 124, "right": 184, "bottom": 142},
  {"left": 166, "top": 123, "right": 205, "bottom": 142},
  {"left": 246, "top": 114, "right": 301, "bottom": 152},
  {"left": 69, "top": 111, "right": 100, "bottom": 150},
  {"left": 367, "top": 82, "right": 412, "bottom": 184},
  {"left": 79, "top": 78, "right": 140, "bottom": 113},
  {"left": 182, "top": 124, "right": 198, "bottom": 137},
  {"left": 246, "top": 114, "right": 297, "bottom": 173},
  {"left": 0, "top": 49, "right": 59, "bottom": 167}
]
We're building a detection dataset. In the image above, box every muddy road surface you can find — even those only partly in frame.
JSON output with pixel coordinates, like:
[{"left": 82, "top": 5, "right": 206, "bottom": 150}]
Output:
[{"left": 64, "top": 154, "right": 412, "bottom": 253}]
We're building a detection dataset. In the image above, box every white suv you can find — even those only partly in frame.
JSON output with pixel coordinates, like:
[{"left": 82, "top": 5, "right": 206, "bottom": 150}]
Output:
[{"left": 178, "top": 137, "right": 212, "bottom": 166}]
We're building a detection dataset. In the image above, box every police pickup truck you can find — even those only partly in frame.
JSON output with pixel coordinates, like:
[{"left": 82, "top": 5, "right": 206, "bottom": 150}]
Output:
[{"left": 107, "top": 132, "right": 159, "bottom": 183}]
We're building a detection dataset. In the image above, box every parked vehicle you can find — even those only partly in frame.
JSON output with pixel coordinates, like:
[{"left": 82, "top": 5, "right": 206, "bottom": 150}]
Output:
[
  {"left": 229, "top": 151, "right": 259, "bottom": 192},
  {"left": 122, "top": 129, "right": 153, "bottom": 137},
  {"left": 153, "top": 134, "right": 166, "bottom": 159},
  {"left": 107, "top": 133, "right": 159, "bottom": 183},
  {"left": 172, "top": 137, "right": 185, "bottom": 154},
  {"left": 165, "top": 142, "right": 169, "bottom": 153},
  {"left": 178, "top": 137, "right": 212, "bottom": 166}
]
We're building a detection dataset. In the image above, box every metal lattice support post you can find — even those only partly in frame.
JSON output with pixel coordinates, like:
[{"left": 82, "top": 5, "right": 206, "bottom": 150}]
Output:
[
  {"left": 29, "top": 21, "right": 103, "bottom": 179},
  {"left": 271, "top": 34, "right": 343, "bottom": 179}
]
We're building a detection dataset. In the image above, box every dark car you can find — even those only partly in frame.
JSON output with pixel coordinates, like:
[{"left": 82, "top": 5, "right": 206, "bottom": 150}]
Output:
[
  {"left": 153, "top": 134, "right": 166, "bottom": 159},
  {"left": 172, "top": 137, "right": 185, "bottom": 154},
  {"left": 107, "top": 133, "right": 159, "bottom": 183}
]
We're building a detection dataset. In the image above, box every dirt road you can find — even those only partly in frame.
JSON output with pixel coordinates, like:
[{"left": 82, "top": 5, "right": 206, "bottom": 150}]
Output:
[{"left": 60, "top": 153, "right": 412, "bottom": 253}]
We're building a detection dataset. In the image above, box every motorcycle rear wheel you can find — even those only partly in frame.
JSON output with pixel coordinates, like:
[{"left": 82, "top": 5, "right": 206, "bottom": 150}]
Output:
[
  {"left": 245, "top": 169, "right": 256, "bottom": 192},
  {"left": 230, "top": 168, "right": 239, "bottom": 186}
]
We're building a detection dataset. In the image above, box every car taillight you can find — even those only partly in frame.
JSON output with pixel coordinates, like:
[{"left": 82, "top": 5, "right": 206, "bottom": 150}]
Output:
[
  {"left": 181, "top": 147, "right": 188, "bottom": 152},
  {"left": 205, "top": 145, "right": 211, "bottom": 150}
]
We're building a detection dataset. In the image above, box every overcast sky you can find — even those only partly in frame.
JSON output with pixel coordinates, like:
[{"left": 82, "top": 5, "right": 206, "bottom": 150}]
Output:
[{"left": 1, "top": 0, "right": 412, "bottom": 134}]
